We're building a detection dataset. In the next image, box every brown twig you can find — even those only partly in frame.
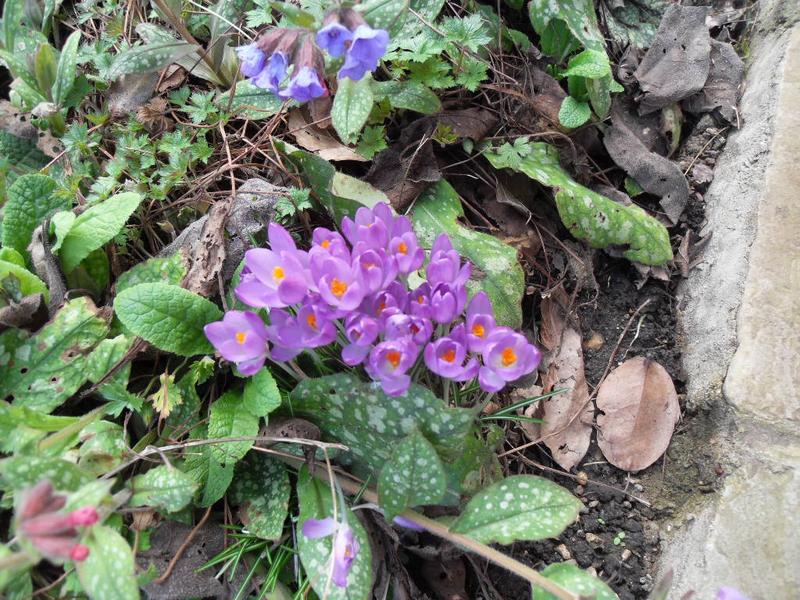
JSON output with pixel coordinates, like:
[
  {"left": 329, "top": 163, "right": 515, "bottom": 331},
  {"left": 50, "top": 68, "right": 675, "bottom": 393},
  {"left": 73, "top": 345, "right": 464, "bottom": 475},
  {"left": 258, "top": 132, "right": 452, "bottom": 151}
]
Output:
[{"left": 153, "top": 506, "right": 213, "bottom": 585}]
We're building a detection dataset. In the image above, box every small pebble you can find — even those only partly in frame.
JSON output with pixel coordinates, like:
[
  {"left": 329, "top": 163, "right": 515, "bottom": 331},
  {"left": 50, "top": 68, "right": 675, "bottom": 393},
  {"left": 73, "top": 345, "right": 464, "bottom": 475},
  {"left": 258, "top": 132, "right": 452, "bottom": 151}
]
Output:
[
  {"left": 574, "top": 485, "right": 585, "bottom": 495},
  {"left": 621, "top": 548, "right": 632, "bottom": 561},
  {"left": 585, "top": 532, "right": 603, "bottom": 547},
  {"left": 686, "top": 513, "right": 696, "bottom": 522},
  {"left": 622, "top": 500, "right": 632, "bottom": 508},
  {"left": 588, "top": 500, "right": 600, "bottom": 508},
  {"left": 555, "top": 544, "right": 572, "bottom": 560},
  {"left": 633, "top": 483, "right": 644, "bottom": 492},
  {"left": 576, "top": 471, "right": 589, "bottom": 486}
]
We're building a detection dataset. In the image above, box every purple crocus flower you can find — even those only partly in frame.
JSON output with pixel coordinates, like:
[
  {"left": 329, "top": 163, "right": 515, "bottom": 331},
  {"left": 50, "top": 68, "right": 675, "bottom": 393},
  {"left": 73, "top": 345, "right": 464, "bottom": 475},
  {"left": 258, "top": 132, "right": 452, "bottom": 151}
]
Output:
[
  {"left": 302, "top": 517, "right": 360, "bottom": 588},
  {"left": 316, "top": 22, "right": 353, "bottom": 58},
  {"left": 427, "top": 233, "right": 471, "bottom": 287},
  {"left": 429, "top": 282, "right": 468, "bottom": 324},
  {"left": 312, "top": 256, "right": 365, "bottom": 311},
  {"left": 366, "top": 338, "right": 418, "bottom": 396},
  {"left": 424, "top": 324, "right": 479, "bottom": 382},
  {"left": 252, "top": 51, "right": 288, "bottom": 94},
  {"left": 478, "top": 328, "right": 541, "bottom": 392},
  {"left": 465, "top": 291, "right": 496, "bottom": 352},
  {"left": 374, "top": 203, "right": 413, "bottom": 238},
  {"left": 236, "top": 43, "right": 267, "bottom": 78},
  {"left": 388, "top": 232, "right": 424, "bottom": 274},
  {"left": 717, "top": 588, "right": 751, "bottom": 600},
  {"left": 408, "top": 283, "right": 433, "bottom": 319},
  {"left": 341, "top": 313, "right": 380, "bottom": 366},
  {"left": 296, "top": 297, "right": 337, "bottom": 348},
  {"left": 264, "top": 309, "right": 303, "bottom": 362},
  {"left": 384, "top": 313, "right": 432, "bottom": 346},
  {"left": 352, "top": 245, "right": 397, "bottom": 294},
  {"left": 338, "top": 25, "right": 390, "bottom": 81},
  {"left": 279, "top": 66, "right": 328, "bottom": 103},
  {"left": 341, "top": 206, "right": 389, "bottom": 250},
  {"left": 312, "top": 227, "right": 350, "bottom": 261},
  {"left": 204, "top": 311, "right": 269, "bottom": 375},
  {"left": 361, "top": 281, "right": 408, "bottom": 321}
]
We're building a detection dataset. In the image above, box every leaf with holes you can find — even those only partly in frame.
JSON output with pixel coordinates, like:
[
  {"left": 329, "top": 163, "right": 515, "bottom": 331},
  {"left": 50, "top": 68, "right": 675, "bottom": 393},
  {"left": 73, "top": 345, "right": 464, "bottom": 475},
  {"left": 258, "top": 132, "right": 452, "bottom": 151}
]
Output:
[
  {"left": 2, "top": 174, "right": 66, "bottom": 258},
  {"left": 76, "top": 526, "right": 140, "bottom": 600},
  {"left": 485, "top": 141, "right": 673, "bottom": 265},
  {"left": 230, "top": 453, "right": 290, "bottom": 540},
  {"left": 289, "top": 373, "right": 475, "bottom": 502},
  {"left": 412, "top": 180, "right": 524, "bottom": 329},
  {"left": 297, "top": 467, "right": 373, "bottom": 600},
  {"left": 0, "top": 456, "right": 92, "bottom": 492},
  {"left": 58, "top": 192, "right": 142, "bottom": 273},
  {"left": 372, "top": 80, "right": 441, "bottom": 114},
  {"left": 450, "top": 475, "right": 581, "bottom": 544},
  {"left": 130, "top": 465, "right": 198, "bottom": 512},
  {"left": 114, "top": 283, "right": 222, "bottom": 356},
  {"left": 533, "top": 563, "right": 620, "bottom": 600},
  {"left": 108, "top": 41, "right": 199, "bottom": 80},
  {"left": 52, "top": 30, "right": 80, "bottom": 105},
  {"left": 207, "top": 390, "right": 260, "bottom": 465},
  {"left": 0, "top": 297, "right": 109, "bottom": 413},
  {"left": 332, "top": 76, "right": 374, "bottom": 145},
  {"left": 378, "top": 429, "right": 446, "bottom": 520},
  {"left": 242, "top": 368, "right": 281, "bottom": 418},
  {"left": 115, "top": 251, "right": 189, "bottom": 294}
]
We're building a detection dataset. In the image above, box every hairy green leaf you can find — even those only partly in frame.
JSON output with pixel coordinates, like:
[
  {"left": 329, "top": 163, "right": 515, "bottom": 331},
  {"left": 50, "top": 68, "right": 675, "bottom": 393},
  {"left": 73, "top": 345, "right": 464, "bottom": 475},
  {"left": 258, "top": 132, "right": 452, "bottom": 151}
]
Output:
[
  {"left": 207, "top": 390, "right": 259, "bottom": 464},
  {"left": 332, "top": 76, "right": 374, "bottom": 145},
  {"left": 0, "top": 50, "right": 38, "bottom": 91},
  {"left": 2, "top": 175, "right": 65, "bottom": 256},
  {"left": 52, "top": 30, "right": 81, "bottom": 105},
  {"left": 115, "top": 251, "right": 189, "bottom": 294},
  {"left": 0, "top": 260, "right": 48, "bottom": 298},
  {"left": 230, "top": 453, "right": 290, "bottom": 540},
  {"left": 0, "top": 297, "right": 109, "bottom": 413},
  {"left": 558, "top": 96, "right": 591, "bottom": 128},
  {"left": 485, "top": 141, "right": 673, "bottom": 265},
  {"left": 378, "top": 429, "right": 446, "bottom": 520},
  {"left": 217, "top": 79, "right": 285, "bottom": 119},
  {"left": 242, "top": 368, "right": 281, "bottom": 418},
  {"left": 533, "top": 563, "right": 620, "bottom": 600},
  {"left": 450, "top": 475, "right": 581, "bottom": 544},
  {"left": 130, "top": 465, "right": 198, "bottom": 512},
  {"left": 412, "top": 180, "right": 525, "bottom": 329},
  {"left": 562, "top": 49, "right": 611, "bottom": 79},
  {"left": 113, "top": 283, "right": 222, "bottom": 356},
  {"left": 76, "top": 526, "right": 140, "bottom": 600},
  {"left": 59, "top": 191, "right": 142, "bottom": 273}
]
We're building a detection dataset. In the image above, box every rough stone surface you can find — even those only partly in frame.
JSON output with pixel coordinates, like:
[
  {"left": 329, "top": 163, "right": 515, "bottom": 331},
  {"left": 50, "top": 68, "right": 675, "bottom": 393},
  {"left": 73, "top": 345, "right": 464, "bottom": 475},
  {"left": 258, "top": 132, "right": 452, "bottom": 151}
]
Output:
[{"left": 662, "top": 2, "right": 800, "bottom": 598}]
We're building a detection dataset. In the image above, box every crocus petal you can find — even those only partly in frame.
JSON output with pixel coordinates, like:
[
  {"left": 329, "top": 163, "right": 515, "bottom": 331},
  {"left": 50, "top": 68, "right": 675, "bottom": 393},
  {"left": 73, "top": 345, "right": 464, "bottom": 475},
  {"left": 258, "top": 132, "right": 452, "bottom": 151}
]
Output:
[
  {"left": 302, "top": 517, "right": 337, "bottom": 539},
  {"left": 478, "top": 366, "right": 505, "bottom": 393}
]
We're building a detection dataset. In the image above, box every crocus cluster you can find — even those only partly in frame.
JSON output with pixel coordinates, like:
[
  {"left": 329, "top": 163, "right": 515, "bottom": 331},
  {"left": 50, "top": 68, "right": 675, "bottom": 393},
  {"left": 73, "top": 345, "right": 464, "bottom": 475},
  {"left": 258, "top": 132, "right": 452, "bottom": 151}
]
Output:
[
  {"left": 204, "top": 202, "right": 541, "bottom": 397},
  {"left": 235, "top": 8, "right": 389, "bottom": 103},
  {"left": 15, "top": 480, "right": 99, "bottom": 563}
]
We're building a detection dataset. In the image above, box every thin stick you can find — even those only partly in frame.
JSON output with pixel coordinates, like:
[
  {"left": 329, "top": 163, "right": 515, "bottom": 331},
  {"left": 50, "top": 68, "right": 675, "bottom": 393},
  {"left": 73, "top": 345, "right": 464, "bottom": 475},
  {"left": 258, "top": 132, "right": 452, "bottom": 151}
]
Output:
[{"left": 153, "top": 506, "right": 213, "bottom": 584}]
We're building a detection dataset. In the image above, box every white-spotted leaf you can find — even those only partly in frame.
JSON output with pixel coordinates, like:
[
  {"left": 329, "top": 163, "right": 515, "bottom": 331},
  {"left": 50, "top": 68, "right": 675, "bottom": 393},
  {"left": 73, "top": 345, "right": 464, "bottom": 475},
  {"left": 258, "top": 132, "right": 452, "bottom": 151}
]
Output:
[
  {"left": 533, "top": 563, "right": 619, "bottom": 600},
  {"left": 450, "top": 475, "right": 581, "bottom": 544},
  {"left": 378, "top": 429, "right": 446, "bottom": 520},
  {"left": 558, "top": 96, "right": 592, "bottom": 128},
  {"left": 113, "top": 283, "right": 222, "bottom": 356},
  {"left": 230, "top": 454, "right": 290, "bottom": 540},
  {"left": 331, "top": 76, "right": 374, "bottom": 145},
  {"left": 0, "top": 456, "right": 92, "bottom": 492},
  {"left": 129, "top": 465, "right": 198, "bottom": 512},
  {"left": 297, "top": 467, "right": 373, "bottom": 600},
  {"left": 76, "top": 525, "right": 140, "bottom": 600},
  {"left": 108, "top": 41, "right": 198, "bottom": 79},
  {"left": 53, "top": 30, "right": 81, "bottom": 105}
]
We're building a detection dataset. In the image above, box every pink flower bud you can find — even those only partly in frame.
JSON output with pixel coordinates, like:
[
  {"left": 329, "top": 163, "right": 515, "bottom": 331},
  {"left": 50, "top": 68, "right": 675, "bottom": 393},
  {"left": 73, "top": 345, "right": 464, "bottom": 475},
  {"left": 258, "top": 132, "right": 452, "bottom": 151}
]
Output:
[
  {"left": 68, "top": 507, "right": 99, "bottom": 527},
  {"left": 28, "top": 534, "right": 80, "bottom": 560},
  {"left": 20, "top": 513, "right": 75, "bottom": 537},
  {"left": 18, "top": 481, "right": 54, "bottom": 520},
  {"left": 69, "top": 544, "right": 90, "bottom": 561}
]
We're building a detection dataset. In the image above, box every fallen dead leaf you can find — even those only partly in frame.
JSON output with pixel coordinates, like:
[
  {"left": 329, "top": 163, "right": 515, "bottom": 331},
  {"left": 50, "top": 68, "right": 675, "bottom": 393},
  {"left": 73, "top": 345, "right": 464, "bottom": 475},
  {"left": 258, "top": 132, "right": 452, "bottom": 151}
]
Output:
[
  {"left": 287, "top": 110, "right": 366, "bottom": 162},
  {"left": 181, "top": 195, "right": 232, "bottom": 297},
  {"left": 683, "top": 39, "right": 744, "bottom": 125},
  {"left": 436, "top": 107, "right": 497, "bottom": 141},
  {"left": 108, "top": 72, "right": 159, "bottom": 117},
  {"left": 527, "top": 288, "right": 592, "bottom": 472},
  {"left": 596, "top": 356, "right": 680, "bottom": 472}
]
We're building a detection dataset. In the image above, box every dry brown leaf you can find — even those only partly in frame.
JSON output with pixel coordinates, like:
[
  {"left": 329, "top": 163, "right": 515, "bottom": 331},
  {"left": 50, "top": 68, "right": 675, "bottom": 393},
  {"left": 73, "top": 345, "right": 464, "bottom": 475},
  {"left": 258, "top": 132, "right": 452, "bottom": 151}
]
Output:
[
  {"left": 596, "top": 356, "right": 680, "bottom": 472},
  {"left": 526, "top": 290, "right": 592, "bottom": 471},
  {"left": 181, "top": 196, "right": 231, "bottom": 297},
  {"left": 287, "top": 110, "right": 366, "bottom": 162}
]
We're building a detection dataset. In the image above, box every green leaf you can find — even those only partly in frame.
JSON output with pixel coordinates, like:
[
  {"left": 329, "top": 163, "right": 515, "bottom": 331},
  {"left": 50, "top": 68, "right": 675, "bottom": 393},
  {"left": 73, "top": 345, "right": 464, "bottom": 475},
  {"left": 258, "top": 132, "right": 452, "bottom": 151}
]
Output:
[
  {"left": 533, "top": 563, "right": 619, "bottom": 600},
  {"left": 34, "top": 43, "right": 58, "bottom": 97},
  {"left": 528, "top": 0, "right": 605, "bottom": 52},
  {"left": 0, "top": 297, "right": 109, "bottom": 413},
  {"left": 2, "top": 0, "right": 25, "bottom": 50},
  {"left": 360, "top": 0, "right": 408, "bottom": 35},
  {"left": 329, "top": 172, "right": 389, "bottom": 206},
  {"left": 1, "top": 174, "right": 65, "bottom": 257},
  {"left": 586, "top": 74, "right": 614, "bottom": 119},
  {"left": 0, "top": 130, "right": 50, "bottom": 182},
  {"left": 207, "top": 390, "right": 260, "bottom": 464},
  {"left": 75, "top": 526, "right": 140, "bottom": 600},
  {"left": 184, "top": 440, "right": 235, "bottom": 507},
  {"left": 558, "top": 96, "right": 591, "bottom": 128},
  {"left": 412, "top": 180, "right": 525, "bottom": 329},
  {"left": 0, "top": 50, "right": 39, "bottom": 91},
  {"left": 217, "top": 79, "right": 285, "bottom": 120},
  {"left": 52, "top": 30, "right": 81, "bottom": 105},
  {"left": 0, "top": 456, "right": 92, "bottom": 492},
  {"left": 0, "top": 260, "right": 48, "bottom": 298},
  {"left": 242, "top": 368, "right": 281, "bottom": 418},
  {"left": 485, "top": 142, "right": 673, "bottom": 265},
  {"left": 58, "top": 191, "right": 142, "bottom": 273},
  {"left": 562, "top": 49, "right": 611, "bottom": 79},
  {"left": 130, "top": 465, "right": 198, "bottom": 512},
  {"left": 113, "top": 283, "right": 222, "bottom": 356},
  {"left": 396, "top": 0, "right": 445, "bottom": 39},
  {"left": 78, "top": 421, "right": 129, "bottom": 476},
  {"left": 539, "top": 19, "right": 579, "bottom": 63},
  {"left": 108, "top": 41, "right": 198, "bottom": 79},
  {"left": 230, "top": 453, "right": 290, "bottom": 540},
  {"left": 115, "top": 251, "right": 189, "bottom": 294},
  {"left": 378, "top": 429, "right": 446, "bottom": 520},
  {"left": 450, "top": 475, "right": 581, "bottom": 544},
  {"left": 332, "top": 76, "right": 374, "bottom": 145},
  {"left": 297, "top": 467, "right": 373, "bottom": 600},
  {"left": 289, "top": 374, "right": 475, "bottom": 501},
  {"left": 372, "top": 80, "right": 441, "bottom": 114}
]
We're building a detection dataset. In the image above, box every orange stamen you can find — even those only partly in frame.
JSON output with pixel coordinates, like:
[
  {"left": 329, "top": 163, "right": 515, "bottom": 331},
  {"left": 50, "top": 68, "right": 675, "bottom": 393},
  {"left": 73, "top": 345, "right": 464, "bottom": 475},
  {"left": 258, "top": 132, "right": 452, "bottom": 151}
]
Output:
[
  {"left": 306, "top": 314, "right": 318, "bottom": 331},
  {"left": 330, "top": 278, "right": 347, "bottom": 298},
  {"left": 472, "top": 323, "right": 485, "bottom": 338},
  {"left": 417, "top": 295, "right": 425, "bottom": 304},
  {"left": 235, "top": 332, "right": 247, "bottom": 345},
  {"left": 321, "top": 239, "right": 331, "bottom": 249},
  {"left": 397, "top": 241, "right": 408, "bottom": 255},
  {"left": 442, "top": 348, "right": 457, "bottom": 363},
  {"left": 272, "top": 266, "right": 285, "bottom": 282},
  {"left": 501, "top": 347, "right": 517, "bottom": 367},
  {"left": 386, "top": 350, "right": 402, "bottom": 369}
]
